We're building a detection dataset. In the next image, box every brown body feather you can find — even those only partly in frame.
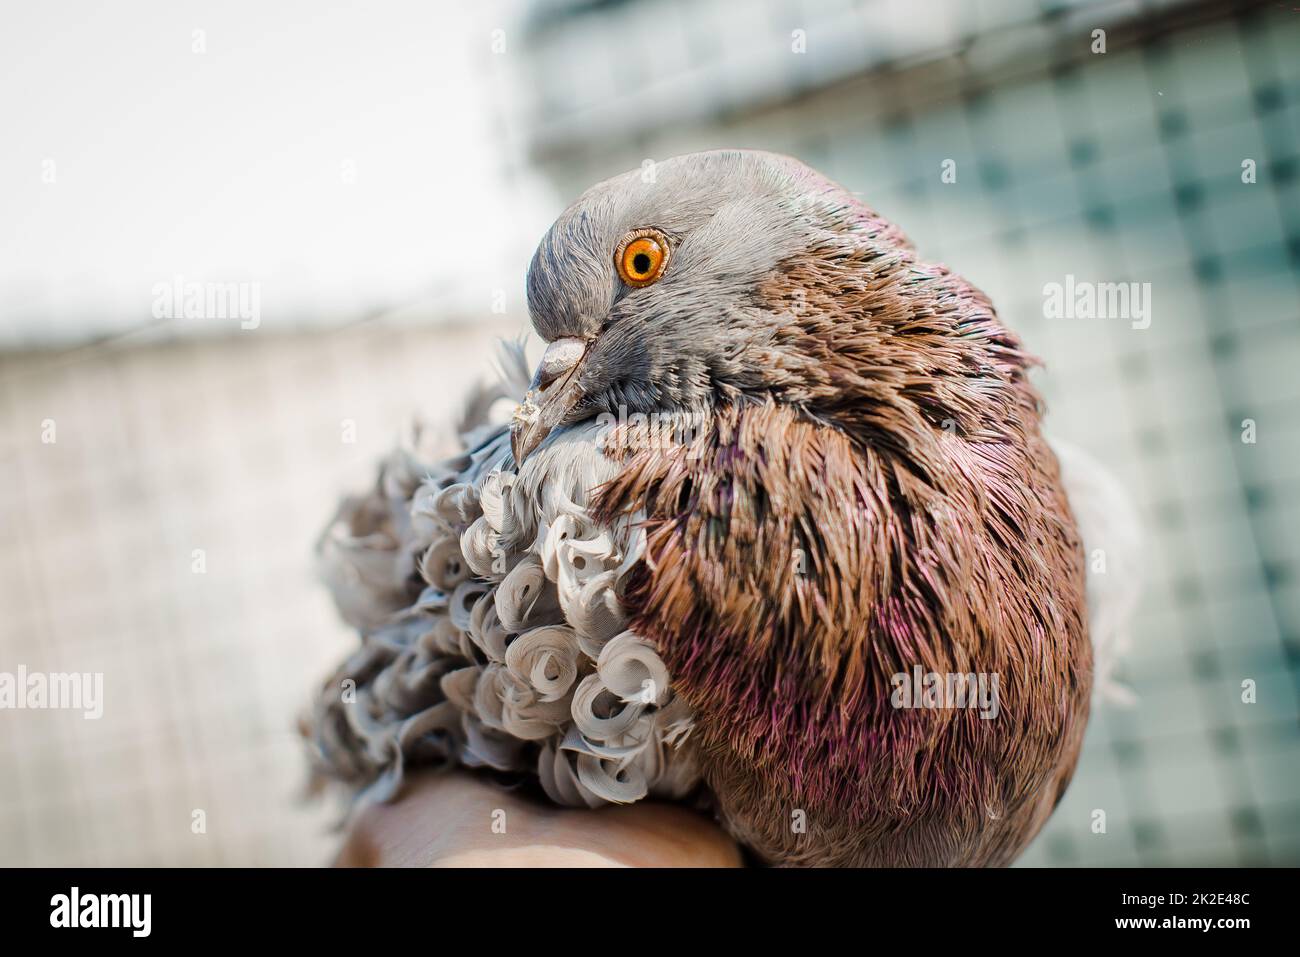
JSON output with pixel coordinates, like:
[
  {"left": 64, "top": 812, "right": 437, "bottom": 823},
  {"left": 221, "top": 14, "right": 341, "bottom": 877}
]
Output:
[{"left": 596, "top": 220, "right": 1091, "bottom": 866}]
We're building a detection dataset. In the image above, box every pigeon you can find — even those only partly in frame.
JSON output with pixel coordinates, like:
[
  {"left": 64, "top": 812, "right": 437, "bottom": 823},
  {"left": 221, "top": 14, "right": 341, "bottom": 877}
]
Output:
[{"left": 304, "top": 150, "right": 1138, "bottom": 867}]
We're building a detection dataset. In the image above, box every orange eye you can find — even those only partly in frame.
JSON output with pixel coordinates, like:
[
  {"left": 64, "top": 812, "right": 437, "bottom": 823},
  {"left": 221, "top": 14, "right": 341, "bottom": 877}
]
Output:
[{"left": 615, "top": 229, "right": 670, "bottom": 287}]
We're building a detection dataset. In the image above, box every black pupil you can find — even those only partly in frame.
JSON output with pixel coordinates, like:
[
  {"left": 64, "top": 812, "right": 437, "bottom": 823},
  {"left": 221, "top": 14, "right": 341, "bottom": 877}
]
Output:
[{"left": 632, "top": 252, "right": 652, "bottom": 274}]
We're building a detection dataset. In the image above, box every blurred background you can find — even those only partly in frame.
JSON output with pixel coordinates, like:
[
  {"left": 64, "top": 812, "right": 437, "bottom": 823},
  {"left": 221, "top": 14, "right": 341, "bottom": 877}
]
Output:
[{"left": 1, "top": 0, "right": 1296, "bottom": 866}]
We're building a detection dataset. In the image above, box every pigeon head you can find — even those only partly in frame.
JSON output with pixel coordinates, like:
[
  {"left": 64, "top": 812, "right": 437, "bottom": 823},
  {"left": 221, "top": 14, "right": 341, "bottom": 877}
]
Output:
[{"left": 515, "top": 150, "right": 876, "bottom": 462}]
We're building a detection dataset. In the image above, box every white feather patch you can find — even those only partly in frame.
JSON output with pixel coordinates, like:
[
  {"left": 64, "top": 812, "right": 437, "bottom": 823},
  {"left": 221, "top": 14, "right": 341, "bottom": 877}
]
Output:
[{"left": 1051, "top": 436, "right": 1145, "bottom": 705}]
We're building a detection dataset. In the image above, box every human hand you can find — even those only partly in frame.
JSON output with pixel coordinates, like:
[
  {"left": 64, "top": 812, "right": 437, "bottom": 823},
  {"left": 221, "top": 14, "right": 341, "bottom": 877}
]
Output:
[{"left": 335, "top": 770, "right": 742, "bottom": 867}]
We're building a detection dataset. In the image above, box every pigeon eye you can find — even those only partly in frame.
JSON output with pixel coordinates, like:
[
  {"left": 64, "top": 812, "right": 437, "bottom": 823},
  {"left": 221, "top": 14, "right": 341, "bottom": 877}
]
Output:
[{"left": 615, "top": 229, "right": 670, "bottom": 288}]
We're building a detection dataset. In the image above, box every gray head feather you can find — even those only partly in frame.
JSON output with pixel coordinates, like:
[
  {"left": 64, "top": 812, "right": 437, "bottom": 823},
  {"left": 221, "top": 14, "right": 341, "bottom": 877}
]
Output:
[{"left": 525, "top": 150, "right": 848, "bottom": 420}]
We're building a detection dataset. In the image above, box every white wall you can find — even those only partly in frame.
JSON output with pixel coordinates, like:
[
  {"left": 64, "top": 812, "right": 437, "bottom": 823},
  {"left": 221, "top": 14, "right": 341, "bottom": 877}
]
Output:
[{"left": 0, "top": 0, "right": 550, "bottom": 347}]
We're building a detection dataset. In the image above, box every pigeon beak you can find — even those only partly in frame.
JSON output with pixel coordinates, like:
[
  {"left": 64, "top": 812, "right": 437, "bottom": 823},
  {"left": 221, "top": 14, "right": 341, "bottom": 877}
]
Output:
[{"left": 511, "top": 336, "right": 589, "bottom": 465}]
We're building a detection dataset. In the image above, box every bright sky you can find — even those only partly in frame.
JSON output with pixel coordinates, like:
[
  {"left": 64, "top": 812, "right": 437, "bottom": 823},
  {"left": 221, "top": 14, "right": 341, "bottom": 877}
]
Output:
[{"left": 0, "top": 0, "right": 550, "bottom": 347}]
